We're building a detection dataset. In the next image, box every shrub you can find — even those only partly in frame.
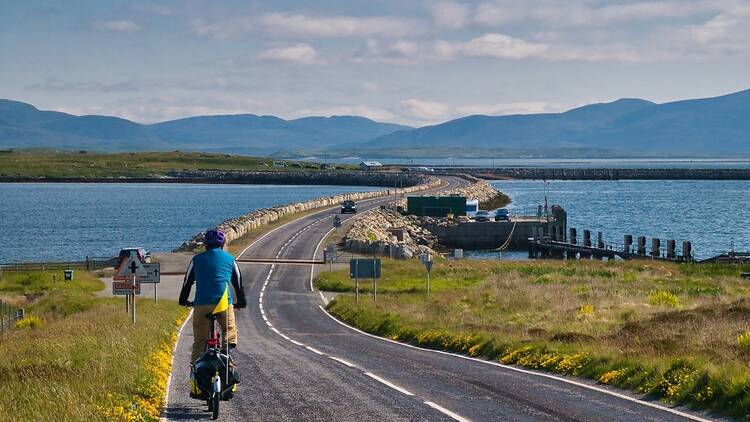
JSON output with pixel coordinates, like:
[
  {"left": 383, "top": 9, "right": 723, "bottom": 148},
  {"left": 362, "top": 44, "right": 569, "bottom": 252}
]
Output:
[
  {"left": 738, "top": 330, "right": 750, "bottom": 352},
  {"left": 648, "top": 290, "right": 680, "bottom": 308},
  {"left": 577, "top": 303, "right": 594, "bottom": 318},
  {"left": 14, "top": 315, "right": 44, "bottom": 329}
]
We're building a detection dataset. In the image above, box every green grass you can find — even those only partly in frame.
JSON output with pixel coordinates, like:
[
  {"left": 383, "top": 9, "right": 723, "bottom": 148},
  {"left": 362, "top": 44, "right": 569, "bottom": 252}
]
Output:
[
  {"left": 0, "top": 150, "right": 349, "bottom": 178},
  {"left": 0, "top": 270, "right": 188, "bottom": 420},
  {"left": 320, "top": 259, "right": 750, "bottom": 419}
]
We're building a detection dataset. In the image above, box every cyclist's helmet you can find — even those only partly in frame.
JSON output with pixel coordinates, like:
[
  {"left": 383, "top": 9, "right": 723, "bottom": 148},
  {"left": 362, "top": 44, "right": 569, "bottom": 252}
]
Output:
[{"left": 204, "top": 229, "right": 226, "bottom": 248}]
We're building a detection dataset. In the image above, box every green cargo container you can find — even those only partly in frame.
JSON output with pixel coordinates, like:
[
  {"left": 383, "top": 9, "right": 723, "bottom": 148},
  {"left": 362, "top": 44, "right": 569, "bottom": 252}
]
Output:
[{"left": 407, "top": 196, "right": 467, "bottom": 217}]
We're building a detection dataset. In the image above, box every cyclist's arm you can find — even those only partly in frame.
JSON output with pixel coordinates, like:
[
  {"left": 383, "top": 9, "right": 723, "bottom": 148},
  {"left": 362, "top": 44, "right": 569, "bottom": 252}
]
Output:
[
  {"left": 179, "top": 258, "right": 195, "bottom": 306},
  {"left": 231, "top": 260, "right": 247, "bottom": 308}
]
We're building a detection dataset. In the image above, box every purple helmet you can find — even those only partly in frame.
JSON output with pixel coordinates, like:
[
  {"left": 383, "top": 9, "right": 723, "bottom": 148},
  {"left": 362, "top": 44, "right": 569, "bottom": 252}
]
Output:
[{"left": 204, "top": 229, "right": 226, "bottom": 248}]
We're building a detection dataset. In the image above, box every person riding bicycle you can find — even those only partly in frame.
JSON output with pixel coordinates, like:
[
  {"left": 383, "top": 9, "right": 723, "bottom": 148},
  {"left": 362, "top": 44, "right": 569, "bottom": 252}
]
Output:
[{"left": 179, "top": 229, "right": 247, "bottom": 363}]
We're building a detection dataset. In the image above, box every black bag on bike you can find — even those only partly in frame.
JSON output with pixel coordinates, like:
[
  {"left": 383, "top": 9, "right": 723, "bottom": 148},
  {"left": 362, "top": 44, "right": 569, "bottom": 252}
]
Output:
[{"left": 189, "top": 349, "right": 240, "bottom": 400}]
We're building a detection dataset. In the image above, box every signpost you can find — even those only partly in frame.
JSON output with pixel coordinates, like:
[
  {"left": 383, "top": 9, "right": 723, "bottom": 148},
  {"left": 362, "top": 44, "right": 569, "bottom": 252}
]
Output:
[
  {"left": 333, "top": 215, "right": 342, "bottom": 228},
  {"left": 420, "top": 253, "right": 433, "bottom": 297},
  {"left": 114, "top": 249, "right": 148, "bottom": 323},
  {"left": 324, "top": 245, "right": 337, "bottom": 271},
  {"left": 137, "top": 263, "right": 161, "bottom": 302},
  {"left": 349, "top": 258, "right": 381, "bottom": 303}
]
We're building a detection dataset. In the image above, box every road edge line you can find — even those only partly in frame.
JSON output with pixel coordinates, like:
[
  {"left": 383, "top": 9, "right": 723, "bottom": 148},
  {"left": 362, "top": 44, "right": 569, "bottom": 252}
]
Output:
[{"left": 161, "top": 308, "right": 193, "bottom": 421}]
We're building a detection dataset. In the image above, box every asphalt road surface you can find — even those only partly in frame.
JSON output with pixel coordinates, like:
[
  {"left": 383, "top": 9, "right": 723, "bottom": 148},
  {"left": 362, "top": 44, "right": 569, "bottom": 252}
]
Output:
[{"left": 164, "top": 176, "right": 718, "bottom": 422}]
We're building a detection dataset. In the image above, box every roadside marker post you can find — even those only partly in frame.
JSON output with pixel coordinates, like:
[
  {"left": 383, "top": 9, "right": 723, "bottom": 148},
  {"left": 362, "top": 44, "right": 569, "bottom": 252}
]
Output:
[{"left": 420, "top": 253, "right": 433, "bottom": 297}]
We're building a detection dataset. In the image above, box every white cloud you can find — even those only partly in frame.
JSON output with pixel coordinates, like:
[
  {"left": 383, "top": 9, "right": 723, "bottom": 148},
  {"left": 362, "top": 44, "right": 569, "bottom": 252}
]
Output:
[
  {"left": 398, "top": 98, "right": 568, "bottom": 125},
  {"left": 92, "top": 20, "right": 140, "bottom": 32},
  {"left": 259, "top": 44, "right": 319, "bottom": 65},
  {"left": 192, "top": 13, "right": 423, "bottom": 39},
  {"left": 688, "top": 5, "right": 750, "bottom": 55},
  {"left": 436, "top": 33, "right": 548, "bottom": 59},
  {"left": 431, "top": 1, "right": 471, "bottom": 29},
  {"left": 474, "top": 0, "right": 721, "bottom": 27}
]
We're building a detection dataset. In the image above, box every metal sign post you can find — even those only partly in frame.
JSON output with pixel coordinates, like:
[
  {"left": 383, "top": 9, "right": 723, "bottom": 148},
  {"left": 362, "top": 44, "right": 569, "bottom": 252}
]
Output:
[
  {"left": 420, "top": 253, "right": 433, "bottom": 297},
  {"left": 349, "top": 258, "right": 381, "bottom": 305},
  {"left": 114, "top": 249, "right": 148, "bottom": 324}
]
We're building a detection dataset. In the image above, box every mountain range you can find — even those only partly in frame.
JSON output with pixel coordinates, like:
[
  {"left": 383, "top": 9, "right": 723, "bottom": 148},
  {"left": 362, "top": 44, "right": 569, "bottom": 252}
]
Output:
[{"left": 2, "top": 89, "right": 749, "bottom": 157}]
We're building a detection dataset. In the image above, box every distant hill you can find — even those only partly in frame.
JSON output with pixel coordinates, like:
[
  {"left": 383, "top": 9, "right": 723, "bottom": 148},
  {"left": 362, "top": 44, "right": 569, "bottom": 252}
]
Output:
[
  {"left": 349, "top": 90, "right": 750, "bottom": 156},
  {"left": 3, "top": 89, "right": 750, "bottom": 157},
  {"left": 0, "top": 99, "right": 410, "bottom": 154}
]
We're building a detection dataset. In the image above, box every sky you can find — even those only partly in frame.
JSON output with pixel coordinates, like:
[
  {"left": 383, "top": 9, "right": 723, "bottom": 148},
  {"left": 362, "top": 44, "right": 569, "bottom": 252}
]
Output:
[{"left": 1, "top": 0, "right": 750, "bottom": 127}]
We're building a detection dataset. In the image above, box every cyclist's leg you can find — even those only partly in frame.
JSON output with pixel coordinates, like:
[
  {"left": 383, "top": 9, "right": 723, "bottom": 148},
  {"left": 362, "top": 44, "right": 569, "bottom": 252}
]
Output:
[
  {"left": 218, "top": 305, "right": 238, "bottom": 348},
  {"left": 191, "top": 305, "right": 212, "bottom": 362}
]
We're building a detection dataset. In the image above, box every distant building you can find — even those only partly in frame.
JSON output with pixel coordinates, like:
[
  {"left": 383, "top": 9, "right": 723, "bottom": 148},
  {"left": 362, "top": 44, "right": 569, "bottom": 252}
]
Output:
[{"left": 359, "top": 161, "right": 383, "bottom": 170}]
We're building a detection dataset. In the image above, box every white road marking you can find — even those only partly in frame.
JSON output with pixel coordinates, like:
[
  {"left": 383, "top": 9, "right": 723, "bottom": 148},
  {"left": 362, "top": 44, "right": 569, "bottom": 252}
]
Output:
[
  {"left": 318, "top": 291, "right": 329, "bottom": 305},
  {"left": 318, "top": 306, "right": 713, "bottom": 422},
  {"left": 424, "top": 401, "right": 472, "bottom": 422},
  {"left": 270, "top": 327, "right": 280, "bottom": 334},
  {"left": 161, "top": 308, "right": 193, "bottom": 421},
  {"left": 306, "top": 346, "right": 325, "bottom": 355},
  {"left": 329, "top": 356, "right": 356, "bottom": 367},
  {"left": 289, "top": 339, "right": 305, "bottom": 346},
  {"left": 364, "top": 372, "right": 414, "bottom": 396}
]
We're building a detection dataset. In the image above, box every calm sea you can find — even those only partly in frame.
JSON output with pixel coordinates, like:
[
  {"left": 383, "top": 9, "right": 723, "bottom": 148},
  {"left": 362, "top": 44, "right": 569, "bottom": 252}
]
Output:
[
  {"left": 0, "top": 183, "right": 378, "bottom": 263},
  {"left": 482, "top": 179, "right": 750, "bottom": 260}
]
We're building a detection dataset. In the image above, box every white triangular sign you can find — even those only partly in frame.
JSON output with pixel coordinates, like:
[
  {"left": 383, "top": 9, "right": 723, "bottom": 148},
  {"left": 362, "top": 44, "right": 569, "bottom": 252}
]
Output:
[{"left": 116, "top": 253, "right": 147, "bottom": 277}]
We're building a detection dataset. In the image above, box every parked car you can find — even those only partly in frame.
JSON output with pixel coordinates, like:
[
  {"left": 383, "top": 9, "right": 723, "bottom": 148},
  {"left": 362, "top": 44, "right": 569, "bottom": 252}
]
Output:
[
  {"left": 474, "top": 210, "right": 492, "bottom": 222},
  {"left": 341, "top": 200, "right": 357, "bottom": 214},
  {"left": 494, "top": 208, "right": 512, "bottom": 221}
]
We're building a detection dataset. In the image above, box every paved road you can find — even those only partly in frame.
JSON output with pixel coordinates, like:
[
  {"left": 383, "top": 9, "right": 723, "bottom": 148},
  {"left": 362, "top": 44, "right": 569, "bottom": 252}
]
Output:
[{"left": 164, "top": 176, "right": 717, "bottom": 422}]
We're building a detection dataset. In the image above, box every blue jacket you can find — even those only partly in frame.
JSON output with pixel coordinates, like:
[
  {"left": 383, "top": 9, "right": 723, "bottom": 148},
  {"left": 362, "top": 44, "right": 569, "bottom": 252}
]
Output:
[{"left": 179, "top": 248, "right": 246, "bottom": 307}]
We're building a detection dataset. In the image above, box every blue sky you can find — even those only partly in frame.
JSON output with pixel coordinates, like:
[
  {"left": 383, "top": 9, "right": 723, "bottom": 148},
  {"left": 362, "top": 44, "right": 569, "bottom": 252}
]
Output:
[{"left": 2, "top": 0, "right": 749, "bottom": 126}]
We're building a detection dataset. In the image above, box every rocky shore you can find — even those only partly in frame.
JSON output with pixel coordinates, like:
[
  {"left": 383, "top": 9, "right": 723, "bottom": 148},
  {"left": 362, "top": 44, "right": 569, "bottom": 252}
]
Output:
[
  {"left": 174, "top": 174, "right": 441, "bottom": 252},
  {"left": 343, "top": 176, "right": 506, "bottom": 259}
]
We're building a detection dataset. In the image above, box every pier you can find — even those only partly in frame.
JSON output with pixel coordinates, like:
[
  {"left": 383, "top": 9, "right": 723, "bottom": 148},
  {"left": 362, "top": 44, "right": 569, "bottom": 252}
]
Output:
[{"left": 528, "top": 228, "right": 694, "bottom": 262}]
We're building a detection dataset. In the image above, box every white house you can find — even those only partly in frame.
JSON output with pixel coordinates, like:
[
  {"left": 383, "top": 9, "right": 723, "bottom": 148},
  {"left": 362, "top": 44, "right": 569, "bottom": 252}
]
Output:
[{"left": 359, "top": 161, "right": 383, "bottom": 170}]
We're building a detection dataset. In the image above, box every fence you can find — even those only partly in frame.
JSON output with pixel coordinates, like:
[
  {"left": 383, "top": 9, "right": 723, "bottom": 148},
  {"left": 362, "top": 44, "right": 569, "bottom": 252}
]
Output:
[
  {"left": 0, "top": 300, "right": 24, "bottom": 336},
  {"left": 0, "top": 256, "right": 117, "bottom": 274}
]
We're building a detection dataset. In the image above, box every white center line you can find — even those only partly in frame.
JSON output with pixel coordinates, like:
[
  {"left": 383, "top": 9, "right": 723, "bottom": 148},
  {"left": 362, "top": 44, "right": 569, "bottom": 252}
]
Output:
[
  {"left": 424, "top": 401, "right": 472, "bottom": 422},
  {"left": 364, "top": 372, "right": 414, "bottom": 396}
]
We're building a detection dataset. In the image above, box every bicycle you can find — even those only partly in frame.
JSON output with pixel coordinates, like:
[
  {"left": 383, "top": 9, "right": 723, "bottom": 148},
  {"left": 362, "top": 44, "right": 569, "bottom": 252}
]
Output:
[{"left": 186, "top": 302, "right": 239, "bottom": 420}]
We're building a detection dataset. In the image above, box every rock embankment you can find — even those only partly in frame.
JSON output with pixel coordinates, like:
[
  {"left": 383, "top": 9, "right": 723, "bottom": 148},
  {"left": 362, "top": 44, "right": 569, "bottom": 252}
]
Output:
[
  {"left": 343, "top": 176, "right": 507, "bottom": 258},
  {"left": 344, "top": 209, "right": 440, "bottom": 258},
  {"left": 166, "top": 170, "right": 427, "bottom": 187},
  {"left": 174, "top": 174, "right": 441, "bottom": 252}
]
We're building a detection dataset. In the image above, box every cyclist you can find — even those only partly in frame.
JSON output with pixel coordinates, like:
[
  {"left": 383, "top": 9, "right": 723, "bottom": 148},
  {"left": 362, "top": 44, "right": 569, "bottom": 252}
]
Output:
[{"left": 179, "top": 229, "right": 247, "bottom": 363}]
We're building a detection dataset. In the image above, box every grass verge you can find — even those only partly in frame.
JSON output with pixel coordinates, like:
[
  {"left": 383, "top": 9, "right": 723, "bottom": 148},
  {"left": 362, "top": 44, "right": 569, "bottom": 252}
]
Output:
[
  {"left": 320, "top": 258, "right": 750, "bottom": 419},
  {"left": 0, "top": 270, "right": 189, "bottom": 421}
]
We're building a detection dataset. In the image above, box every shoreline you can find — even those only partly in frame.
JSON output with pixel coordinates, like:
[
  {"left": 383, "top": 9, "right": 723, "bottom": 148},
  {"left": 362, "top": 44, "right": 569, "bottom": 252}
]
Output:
[{"left": 462, "top": 167, "right": 750, "bottom": 180}]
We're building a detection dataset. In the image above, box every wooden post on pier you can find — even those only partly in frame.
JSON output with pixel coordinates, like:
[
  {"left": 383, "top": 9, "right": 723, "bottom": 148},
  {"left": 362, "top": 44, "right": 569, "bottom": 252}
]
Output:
[
  {"left": 597, "top": 232, "right": 605, "bottom": 249},
  {"left": 569, "top": 228, "right": 577, "bottom": 245},
  {"left": 667, "top": 240, "right": 676, "bottom": 259},
  {"left": 682, "top": 241, "right": 692, "bottom": 261},
  {"left": 651, "top": 238, "right": 661, "bottom": 258},
  {"left": 583, "top": 230, "right": 591, "bottom": 247},
  {"left": 624, "top": 235, "right": 633, "bottom": 254},
  {"left": 637, "top": 236, "right": 646, "bottom": 255}
]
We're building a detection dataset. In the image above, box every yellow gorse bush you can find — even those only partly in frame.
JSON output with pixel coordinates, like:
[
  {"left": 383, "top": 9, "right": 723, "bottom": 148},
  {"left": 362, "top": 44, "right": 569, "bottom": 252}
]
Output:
[
  {"left": 576, "top": 303, "right": 594, "bottom": 318},
  {"left": 648, "top": 290, "right": 680, "bottom": 308},
  {"left": 14, "top": 315, "right": 44, "bottom": 329},
  {"left": 737, "top": 330, "right": 750, "bottom": 351}
]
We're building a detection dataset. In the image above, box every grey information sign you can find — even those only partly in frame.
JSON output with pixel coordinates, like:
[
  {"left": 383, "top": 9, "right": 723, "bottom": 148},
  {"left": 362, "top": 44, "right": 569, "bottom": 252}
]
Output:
[{"left": 349, "top": 258, "right": 381, "bottom": 279}]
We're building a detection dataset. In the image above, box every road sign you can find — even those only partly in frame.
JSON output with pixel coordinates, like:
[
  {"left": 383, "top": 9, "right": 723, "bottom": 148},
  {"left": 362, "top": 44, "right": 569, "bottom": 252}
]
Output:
[
  {"left": 349, "top": 258, "right": 381, "bottom": 279},
  {"left": 420, "top": 253, "right": 433, "bottom": 273},
  {"left": 113, "top": 280, "right": 141, "bottom": 295},
  {"left": 115, "top": 250, "right": 147, "bottom": 278},
  {"left": 138, "top": 263, "right": 161, "bottom": 284},
  {"left": 324, "top": 245, "right": 337, "bottom": 263}
]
